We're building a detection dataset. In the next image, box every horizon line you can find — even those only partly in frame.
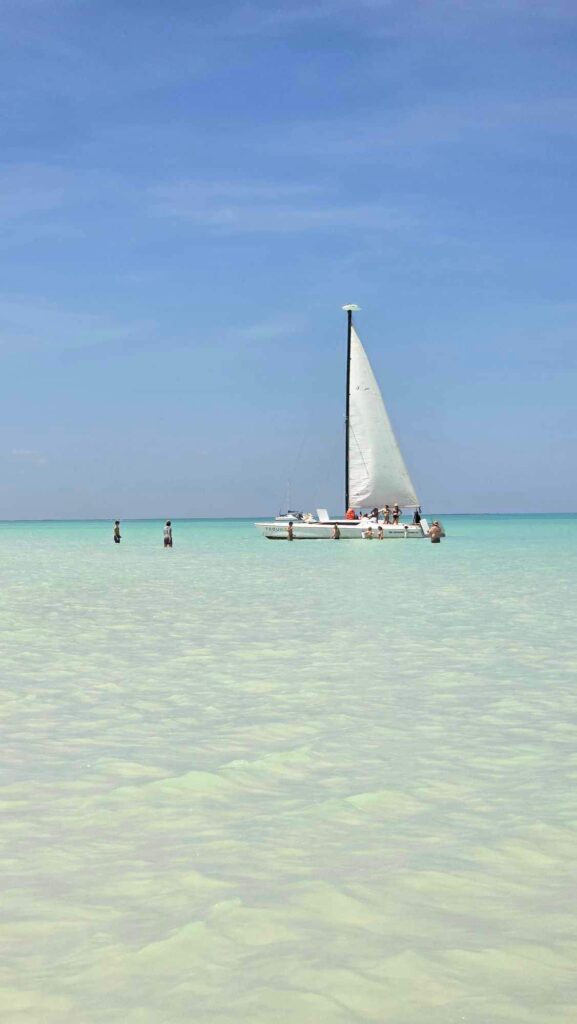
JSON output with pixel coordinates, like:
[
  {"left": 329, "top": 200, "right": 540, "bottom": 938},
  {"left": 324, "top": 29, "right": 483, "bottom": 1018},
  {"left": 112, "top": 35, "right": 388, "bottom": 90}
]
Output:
[{"left": 0, "top": 512, "right": 575, "bottom": 524}]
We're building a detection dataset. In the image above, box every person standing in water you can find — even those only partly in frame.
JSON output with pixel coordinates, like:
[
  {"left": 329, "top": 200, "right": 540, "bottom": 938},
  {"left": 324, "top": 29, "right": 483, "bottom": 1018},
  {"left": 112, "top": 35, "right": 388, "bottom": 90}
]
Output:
[
  {"left": 428, "top": 521, "right": 442, "bottom": 544},
  {"left": 163, "top": 521, "right": 173, "bottom": 548},
  {"left": 332, "top": 524, "right": 341, "bottom": 539},
  {"left": 113, "top": 520, "right": 121, "bottom": 544}
]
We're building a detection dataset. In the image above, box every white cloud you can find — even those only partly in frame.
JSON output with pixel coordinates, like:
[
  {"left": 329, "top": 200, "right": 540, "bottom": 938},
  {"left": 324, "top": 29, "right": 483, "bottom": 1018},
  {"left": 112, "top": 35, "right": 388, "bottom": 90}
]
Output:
[
  {"left": 259, "top": 93, "right": 577, "bottom": 164},
  {"left": 221, "top": 0, "right": 577, "bottom": 39},
  {"left": 0, "top": 165, "right": 69, "bottom": 222},
  {"left": 149, "top": 179, "right": 415, "bottom": 235},
  {"left": 0, "top": 163, "right": 131, "bottom": 245},
  {"left": 0, "top": 295, "right": 155, "bottom": 354},
  {"left": 11, "top": 449, "right": 47, "bottom": 465},
  {"left": 225, "top": 313, "right": 308, "bottom": 345},
  {"left": 222, "top": 0, "right": 381, "bottom": 34}
]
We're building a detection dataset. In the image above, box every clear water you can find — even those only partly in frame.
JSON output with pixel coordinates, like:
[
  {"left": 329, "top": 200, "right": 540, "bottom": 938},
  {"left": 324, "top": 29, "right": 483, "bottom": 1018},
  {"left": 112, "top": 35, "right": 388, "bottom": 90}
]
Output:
[{"left": 1, "top": 516, "right": 576, "bottom": 1024}]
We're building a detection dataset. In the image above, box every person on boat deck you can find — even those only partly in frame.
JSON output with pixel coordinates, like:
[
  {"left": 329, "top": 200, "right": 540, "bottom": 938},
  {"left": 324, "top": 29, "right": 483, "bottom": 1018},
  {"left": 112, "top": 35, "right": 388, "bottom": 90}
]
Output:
[
  {"left": 392, "top": 503, "right": 401, "bottom": 525},
  {"left": 362, "top": 524, "right": 374, "bottom": 539},
  {"left": 163, "top": 520, "right": 173, "bottom": 548},
  {"left": 287, "top": 521, "right": 294, "bottom": 541},
  {"left": 332, "top": 524, "right": 341, "bottom": 540},
  {"left": 428, "top": 521, "right": 442, "bottom": 543},
  {"left": 368, "top": 507, "right": 379, "bottom": 521},
  {"left": 413, "top": 507, "right": 422, "bottom": 525},
  {"left": 377, "top": 525, "right": 384, "bottom": 539},
  {"left": 345, "top": 508, "right": 357, "bottom": 520},
  {"left": 381, "top": 505, "right": 391, "bottom": 523},
  {"left": 113, "top": 520, "right": 121, "bottom": 544}
]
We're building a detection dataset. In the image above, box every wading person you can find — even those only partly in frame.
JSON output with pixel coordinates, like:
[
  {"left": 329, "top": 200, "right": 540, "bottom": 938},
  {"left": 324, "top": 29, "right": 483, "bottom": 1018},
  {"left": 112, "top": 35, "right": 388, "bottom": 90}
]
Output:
[
  {"left": 163, "top": 520, "right": 173, "bottom": 548},
  {"left": 113, "top": 520, "right": 121, "bottom": 544},
  {"left": 428, "top": 521, "right": 442, "bottom": 544},
  {"left": 287, "top": 521, "right": 294, "bottom": 541}
]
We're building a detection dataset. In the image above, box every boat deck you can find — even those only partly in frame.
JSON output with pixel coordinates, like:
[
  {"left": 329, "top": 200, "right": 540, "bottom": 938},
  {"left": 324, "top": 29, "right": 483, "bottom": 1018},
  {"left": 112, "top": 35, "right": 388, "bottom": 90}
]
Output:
[{"left": 255, "top": 520, "right": 427, "bottom": 540}]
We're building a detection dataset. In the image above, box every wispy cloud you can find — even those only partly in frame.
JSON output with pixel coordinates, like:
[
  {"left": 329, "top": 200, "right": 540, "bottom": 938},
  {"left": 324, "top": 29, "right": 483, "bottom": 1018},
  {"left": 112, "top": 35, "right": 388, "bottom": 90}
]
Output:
[
  {"left": 132, "top": 314, "right": 310, "bottom": 380},
  {"left": 224, "top": 313, "right": 308, "bottom": 346},
  {"left": 221, "top": 0, "right": 577, "bottom": 38},
  {"left": 11, "top": 448, "right": 47, "bottom": 465},
  {"left": 0, "top": 295, "right": 155, "bottom": 354},
  {"left": 0, "top": 163, "right": 130, "bottom": 250},
  {"left": 260, "top": 94, "right": 577, "bottom": 163},
  {"left": 149, "top": 179, "right": 415, "bottom": 235},
  {"left": 1, "top": 222, "right": 84, "bottom": 250},
  {"left": 222, "top": 0, "right": 393, "bottom": 35},
  {"left": 0, "top": 165, "right": 69, "bottom": 222},
  {"left": 0, "top": 295, "right": 305, "bottom": 361}
]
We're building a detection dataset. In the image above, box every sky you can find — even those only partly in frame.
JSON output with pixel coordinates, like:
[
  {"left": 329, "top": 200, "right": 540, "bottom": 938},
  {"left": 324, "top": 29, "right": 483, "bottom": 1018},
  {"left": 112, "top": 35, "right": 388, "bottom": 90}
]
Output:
[{"left": 1, "top": 0, "right": 576, "bottom": 517}]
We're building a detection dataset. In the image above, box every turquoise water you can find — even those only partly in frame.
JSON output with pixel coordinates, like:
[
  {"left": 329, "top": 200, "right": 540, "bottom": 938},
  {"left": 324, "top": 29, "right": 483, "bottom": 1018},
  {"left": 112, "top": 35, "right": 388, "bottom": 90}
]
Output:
[{"left": 1, "top": 515, "right": 576, "bottom": 1023}]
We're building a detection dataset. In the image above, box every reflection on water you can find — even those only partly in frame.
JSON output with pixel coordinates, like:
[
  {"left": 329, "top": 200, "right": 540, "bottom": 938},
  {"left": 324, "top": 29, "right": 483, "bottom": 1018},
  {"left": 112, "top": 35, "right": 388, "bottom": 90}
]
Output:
[{"left": 1, "top": 517, "right": 576, "bottom": 1022}]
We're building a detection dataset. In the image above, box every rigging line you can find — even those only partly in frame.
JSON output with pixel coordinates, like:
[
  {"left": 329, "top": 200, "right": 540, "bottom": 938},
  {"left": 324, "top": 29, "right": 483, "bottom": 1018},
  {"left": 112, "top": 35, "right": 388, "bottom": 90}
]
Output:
[
  {"left": 288, "top": 426, "right": 309, "bottom": 481},
  {"left": 278, "top": 417, "right": 314, "bottom": 510}
]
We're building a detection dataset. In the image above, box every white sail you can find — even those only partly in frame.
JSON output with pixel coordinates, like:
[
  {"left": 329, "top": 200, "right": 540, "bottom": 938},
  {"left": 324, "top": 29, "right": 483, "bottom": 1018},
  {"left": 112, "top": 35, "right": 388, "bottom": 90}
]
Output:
[{"left": 348, "top": 326, "right": 418, "bottom": 508}]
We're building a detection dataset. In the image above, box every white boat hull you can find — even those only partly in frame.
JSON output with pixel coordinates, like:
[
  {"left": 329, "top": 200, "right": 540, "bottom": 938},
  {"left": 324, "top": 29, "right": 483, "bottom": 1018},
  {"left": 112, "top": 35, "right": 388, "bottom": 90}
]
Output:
[{"left": 255, "top": 520, "right": 427, "bottom": 540}]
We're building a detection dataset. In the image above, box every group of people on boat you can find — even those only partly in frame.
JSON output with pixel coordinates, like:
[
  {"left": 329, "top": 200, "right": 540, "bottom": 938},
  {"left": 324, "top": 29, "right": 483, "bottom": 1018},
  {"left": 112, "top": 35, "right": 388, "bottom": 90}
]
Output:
[
  {"left": 345, "top": 503, "right": 412, "bottom": 525},
  {"left": 113, "top": 520, "right": 173, "bottom": 547},
  {"left": 284, "top": 506, "right": 440, "bottom": 543}
]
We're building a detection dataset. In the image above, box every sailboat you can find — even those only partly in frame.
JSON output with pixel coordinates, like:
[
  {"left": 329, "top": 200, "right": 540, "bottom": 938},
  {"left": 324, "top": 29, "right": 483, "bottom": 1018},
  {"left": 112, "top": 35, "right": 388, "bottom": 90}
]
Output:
[{"left": 255, "top": 305, "right": 437, "bottom": 539}]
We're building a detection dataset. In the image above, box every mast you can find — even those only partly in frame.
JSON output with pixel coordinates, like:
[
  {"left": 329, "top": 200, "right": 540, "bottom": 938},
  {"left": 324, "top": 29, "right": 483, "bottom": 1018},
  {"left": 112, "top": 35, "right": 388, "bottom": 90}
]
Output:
[{"left": 342, "top": 304, "right": 360, "bottom": 510}]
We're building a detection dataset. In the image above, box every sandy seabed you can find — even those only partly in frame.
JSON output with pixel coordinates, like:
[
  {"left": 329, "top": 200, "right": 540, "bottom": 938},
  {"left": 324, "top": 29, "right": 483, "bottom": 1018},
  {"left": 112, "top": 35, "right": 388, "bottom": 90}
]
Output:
[{"left": 1, "top": 516, "right": 576, "bottom": 1023}]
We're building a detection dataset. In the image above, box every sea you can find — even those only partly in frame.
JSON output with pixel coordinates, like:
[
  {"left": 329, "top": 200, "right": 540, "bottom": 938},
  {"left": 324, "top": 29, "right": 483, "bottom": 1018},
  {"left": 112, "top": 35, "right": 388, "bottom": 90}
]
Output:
[{"left": 1, "top": 515, "right": 576, "bottom": 1024}]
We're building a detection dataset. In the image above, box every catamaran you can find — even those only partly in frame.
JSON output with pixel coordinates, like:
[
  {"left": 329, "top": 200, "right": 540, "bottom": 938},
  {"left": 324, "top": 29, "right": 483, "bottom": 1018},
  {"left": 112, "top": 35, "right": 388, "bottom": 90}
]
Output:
[{"left": 256, "top": 305, "right": 439, "bottom": 539}]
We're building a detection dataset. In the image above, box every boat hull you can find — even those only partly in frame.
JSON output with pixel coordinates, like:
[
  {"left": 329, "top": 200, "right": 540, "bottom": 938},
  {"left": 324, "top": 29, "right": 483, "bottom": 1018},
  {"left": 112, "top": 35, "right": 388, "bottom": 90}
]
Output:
[{"left": 255, "top": 521, "right": 427, "bottom": 540}]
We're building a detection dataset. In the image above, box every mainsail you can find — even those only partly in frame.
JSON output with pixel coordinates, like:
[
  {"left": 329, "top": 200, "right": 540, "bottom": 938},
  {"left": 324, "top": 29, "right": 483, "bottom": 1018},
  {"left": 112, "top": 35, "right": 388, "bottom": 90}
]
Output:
[{"left": 348, "top": 326, "right": 418, "bottom": 508}]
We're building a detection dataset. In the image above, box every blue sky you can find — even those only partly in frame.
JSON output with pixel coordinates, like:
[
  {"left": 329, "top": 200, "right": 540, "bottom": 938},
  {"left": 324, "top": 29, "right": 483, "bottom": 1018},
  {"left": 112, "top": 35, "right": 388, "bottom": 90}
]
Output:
[{"left": 1, "top": 0, "right": 576, "bottom": 517}]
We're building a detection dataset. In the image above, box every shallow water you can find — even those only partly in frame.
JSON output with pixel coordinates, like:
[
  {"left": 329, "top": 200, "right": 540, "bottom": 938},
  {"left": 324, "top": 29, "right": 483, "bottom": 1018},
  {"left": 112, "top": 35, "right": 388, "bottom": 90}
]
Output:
[{"left": 1, "top": 515, "right": 576, "bottom": 1023}]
